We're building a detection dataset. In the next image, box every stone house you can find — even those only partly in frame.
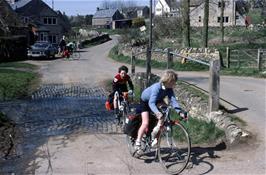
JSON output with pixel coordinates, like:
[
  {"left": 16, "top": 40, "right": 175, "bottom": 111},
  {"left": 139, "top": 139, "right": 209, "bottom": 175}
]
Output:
[
  {"left": 122, "top": 6, "right": 150, "bottom": 19},
  {"left": 155, "top": 0, "right": 245, "bottom": 27},
  {"left": 190, "top": 0, "right": 246, "bottom": 27},
  {"left": 92, "top": 8, "right": 124, "bottom": 29},
  {"left": 155, "top": 0, "right": 180, "bottom": 17},
  {"left": 9, "top": 0, "right": 70, "bottom": 44}
]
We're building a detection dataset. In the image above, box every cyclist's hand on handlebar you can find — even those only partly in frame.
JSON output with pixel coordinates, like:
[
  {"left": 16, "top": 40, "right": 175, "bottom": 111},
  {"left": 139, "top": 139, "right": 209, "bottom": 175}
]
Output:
[
  {"left": 155, "top": 112, "right": 163, "bottom": 119},
  {"left": 128, "top": 90, "right": 133, "bottom": 95},
  {"left": 179, "top": 110, "right": 188, "bottom": 120},
  {"left": 128, "top": 90, "right": 135, "bottom": 97}
]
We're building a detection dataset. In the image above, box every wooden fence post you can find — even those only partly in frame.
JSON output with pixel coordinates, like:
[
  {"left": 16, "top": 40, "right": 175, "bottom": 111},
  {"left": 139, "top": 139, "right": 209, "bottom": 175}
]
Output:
[
  {"left": 257, "top": 48, "right": 262, "bottom": 71},
  {"left": 131, "top": 51, "right": 135, "bottom": 74},
  {"left": 167, "top": 48, "right": 173, "bottom": 69},
  {"left": 226, "top": 47, "right": 230, "bottom": 68},
  {"left": 209, "top": 59, "right": 220, "bottom": 112}
]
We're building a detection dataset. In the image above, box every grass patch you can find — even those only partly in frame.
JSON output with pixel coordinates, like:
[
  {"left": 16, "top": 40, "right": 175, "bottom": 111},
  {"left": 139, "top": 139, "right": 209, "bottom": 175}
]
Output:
[
  {"left": 171, "top": 111, "right": 225, "bottom": 144},
  {"left": 0, "top": 69, "right": 39, "bottom": 100},
  {"left": 0, "top": 62, "right": 38, "bottom": 70},
  {"left": 177, "top": 80, "right": 208, "bottom": 101}
]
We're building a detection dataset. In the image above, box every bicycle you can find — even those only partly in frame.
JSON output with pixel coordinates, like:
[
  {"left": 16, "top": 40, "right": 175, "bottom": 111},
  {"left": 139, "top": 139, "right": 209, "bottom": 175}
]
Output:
[
  {"left": 69, "top": 49, "right": 81, "bottom": 60},
  {"left": 114, "top": 91, "right": 133, "bottom": 131},
  {"left": 126, "top": 105, "right": 191, "bottom": 175}
]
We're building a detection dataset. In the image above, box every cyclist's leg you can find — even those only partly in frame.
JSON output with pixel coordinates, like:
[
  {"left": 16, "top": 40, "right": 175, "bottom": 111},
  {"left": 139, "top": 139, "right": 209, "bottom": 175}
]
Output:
[
  {"left": 135, "top": 111, "right": 149, "bottom": 147},
  {"left": 113, "top": 94, "right": 118, "bottom": 116}
]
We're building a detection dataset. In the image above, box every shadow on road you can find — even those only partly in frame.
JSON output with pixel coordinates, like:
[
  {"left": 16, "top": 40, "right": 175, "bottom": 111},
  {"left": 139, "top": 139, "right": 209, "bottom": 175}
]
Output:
[{"left": 189, "top": 142, "right": 226, "bottom": 174}]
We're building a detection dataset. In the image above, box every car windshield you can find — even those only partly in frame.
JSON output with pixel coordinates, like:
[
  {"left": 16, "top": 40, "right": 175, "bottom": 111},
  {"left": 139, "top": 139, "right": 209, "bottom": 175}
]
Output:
[{"left": 33, "top": 43, "right": 49, "bottom": 48}]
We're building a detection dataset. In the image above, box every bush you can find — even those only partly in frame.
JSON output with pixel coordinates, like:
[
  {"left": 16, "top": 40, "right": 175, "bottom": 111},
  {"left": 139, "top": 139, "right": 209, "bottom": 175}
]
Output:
[
  {"left": 153, "top": 16, "right": 182, "bottom": 40},
  {"left": 132, "top": 17, "right": 145, "bottom": 28}
]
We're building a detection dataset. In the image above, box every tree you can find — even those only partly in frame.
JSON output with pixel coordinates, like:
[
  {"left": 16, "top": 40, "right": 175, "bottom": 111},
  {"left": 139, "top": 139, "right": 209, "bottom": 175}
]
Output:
[
  {"left": 99, "top": 0, "right": 136, "bottom": 10},
  {"left": 180, "top": 0, "right": 190, "bottom": 47},
  {"left": 203, "top": 0, "right": 209, "bottom": 48}
]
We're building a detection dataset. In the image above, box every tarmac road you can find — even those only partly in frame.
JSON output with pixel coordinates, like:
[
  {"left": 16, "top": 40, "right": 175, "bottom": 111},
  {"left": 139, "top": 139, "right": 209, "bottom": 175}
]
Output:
[{"left": 25, "top": 35, "right": 265, "bottom": 175}]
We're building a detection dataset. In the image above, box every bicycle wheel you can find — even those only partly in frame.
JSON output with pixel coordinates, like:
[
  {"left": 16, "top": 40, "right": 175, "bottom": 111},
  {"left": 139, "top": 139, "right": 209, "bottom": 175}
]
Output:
[
  {"left": 120, "top": 102, "right": 128, "bottom": 131},
  {"left": 126, "top": 135, "right": 135, "bottom": 156},
  {"left": 158, "top": 122, "right": 191, "bottom": 175},
  {"left": 72, "top": 52, "right": 80, "bottom": 59}
]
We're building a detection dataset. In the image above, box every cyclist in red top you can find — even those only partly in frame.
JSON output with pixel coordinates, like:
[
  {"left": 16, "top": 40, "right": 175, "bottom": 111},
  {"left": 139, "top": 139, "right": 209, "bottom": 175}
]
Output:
[{"left": 112, "top": 65, "right": 134, "bottom": 118}]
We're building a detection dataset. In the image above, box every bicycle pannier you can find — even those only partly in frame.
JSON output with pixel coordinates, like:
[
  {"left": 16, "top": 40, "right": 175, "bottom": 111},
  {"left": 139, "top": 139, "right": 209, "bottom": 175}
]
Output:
[
  {"left": 105, "top": 93, "right": 114, "bottom": 111},
  {"left": 124, "top": 113, "right": 141, "bottom": 138}
]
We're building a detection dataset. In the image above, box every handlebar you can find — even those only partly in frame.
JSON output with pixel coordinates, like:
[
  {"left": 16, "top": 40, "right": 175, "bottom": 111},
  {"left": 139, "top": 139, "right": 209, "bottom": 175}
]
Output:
[{"left": 157, "top": 105, "right": 188, "bottom": 121}]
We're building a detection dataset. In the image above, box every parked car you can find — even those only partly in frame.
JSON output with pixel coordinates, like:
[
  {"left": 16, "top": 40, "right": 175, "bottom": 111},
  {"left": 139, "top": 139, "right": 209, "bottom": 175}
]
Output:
[{"left": 27, "top": 42, "right": 58, "bottom": 59}]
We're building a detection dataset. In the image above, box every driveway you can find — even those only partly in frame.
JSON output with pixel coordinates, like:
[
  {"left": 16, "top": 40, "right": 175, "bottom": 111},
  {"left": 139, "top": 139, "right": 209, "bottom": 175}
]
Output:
[{"left": 4, "top": 36, "right": 265, "bottom": 175}]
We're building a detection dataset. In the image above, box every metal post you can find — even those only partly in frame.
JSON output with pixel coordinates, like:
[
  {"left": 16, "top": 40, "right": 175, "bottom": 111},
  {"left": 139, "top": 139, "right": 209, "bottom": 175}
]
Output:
[
  {"left": 146, "top": 0, "right": 153, "bottom": 86},
  {"left": 226, "top": 47, "right": 230, "bottom": 68},
  {"left": 209, "top": 59, "right": 220, "bottom": 112},
  {"left": 131, "top": 51, "right": 135, "bottom": 74},
  {"left": 257, "top": 48, "right": 262, "bottom": 71},
  {"left": 146, "top": 47, "right": 151, "bottom": 87}
]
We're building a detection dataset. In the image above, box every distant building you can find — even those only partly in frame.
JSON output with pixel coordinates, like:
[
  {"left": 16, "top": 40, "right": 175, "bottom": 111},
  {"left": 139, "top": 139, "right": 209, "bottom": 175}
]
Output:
[
  {"left": 155, "top": 0, "right": 180, "bottom": 17},
  {"left": 92, "top": 8, "right": 124, "bottom": 29},
  {"left": 190, "top": 0, "right": 246, "bottom": 27},
  {"left": 9, "top": 0, "right": 70, "bottom": 44},
  {"left": 122, "top": 6, "right": 150, "bottom": 19},
  {"left": 155, "top": 0, "right": 246, "bottom": 27}
]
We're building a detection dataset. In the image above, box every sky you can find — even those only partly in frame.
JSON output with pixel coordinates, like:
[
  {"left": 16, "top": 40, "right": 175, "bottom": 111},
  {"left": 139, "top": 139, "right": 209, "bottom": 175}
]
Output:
[{"left": 43, "top": 0, "right": 151, "bottom": 16}]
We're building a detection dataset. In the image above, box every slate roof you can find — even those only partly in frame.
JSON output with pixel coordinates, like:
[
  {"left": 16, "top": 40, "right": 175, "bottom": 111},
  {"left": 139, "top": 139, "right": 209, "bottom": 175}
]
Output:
[
  {"left": 15, "top": 0, "right": 57, "bottom": 16},
  {"left": 93, "top": 9, "right": 118, "bottom": 18},
  {"left": 165, "top": 0, "right": 180, "bottom": 9}
]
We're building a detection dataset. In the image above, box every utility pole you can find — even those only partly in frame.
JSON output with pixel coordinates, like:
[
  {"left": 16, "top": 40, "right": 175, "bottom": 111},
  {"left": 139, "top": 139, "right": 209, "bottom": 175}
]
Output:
[{"left": 146, "top": 0, "right": 152, "bottom": 86}]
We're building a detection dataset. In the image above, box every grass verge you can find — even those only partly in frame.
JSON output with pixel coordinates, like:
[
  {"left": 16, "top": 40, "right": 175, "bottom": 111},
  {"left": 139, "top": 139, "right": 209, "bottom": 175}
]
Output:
[{"left": 0, "top": 62, "right": 40, "bottom": 100}]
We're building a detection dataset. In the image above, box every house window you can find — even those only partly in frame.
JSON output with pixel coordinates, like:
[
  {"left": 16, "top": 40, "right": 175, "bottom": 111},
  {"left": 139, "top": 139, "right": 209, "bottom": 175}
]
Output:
[
  {"left": 39, "top": 33, "right": 48, "bottom": 42},
  {"left": 217, "top": 16, "right": 229, "bottom": 23},
  {"left": 43, "top": 17, "right": 57, "bottom": 25},
  {"left": 48, "top": 35, "right": 57, "bottom": 44},
  {"left": 225, "top": 16, "right": 229, "bottom": 22},
  {"left": 198, "top": 16, "right": 202, "bottom": 22},
  {"left": 235, "top": 15, "right": 239, "bottom": 20},
  {"left": 218, "top": 1, "right": 225, "bottom": 8},
  {"left": 23, "top": 17, "right": 29, "bottom": 23}
]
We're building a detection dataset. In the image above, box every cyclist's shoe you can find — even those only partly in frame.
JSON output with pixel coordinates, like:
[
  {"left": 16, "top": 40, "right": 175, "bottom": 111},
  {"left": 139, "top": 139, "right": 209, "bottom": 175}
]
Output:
[{"left": 133, "top": 142, "right": 143, "bottom": 157}]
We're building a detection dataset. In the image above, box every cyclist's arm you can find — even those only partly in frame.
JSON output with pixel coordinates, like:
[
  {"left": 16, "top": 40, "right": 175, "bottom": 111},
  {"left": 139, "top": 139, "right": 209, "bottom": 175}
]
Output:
[
  {"left": 112, "top": 77, "right": 121, "bottom": 93},
  {"left": 148, "top": 86, "right": 160, "bottom": 114},
  {"left": 127, "top": 77, "right": 134, "bottom": 91},
  {"left": 168, "top": 89, "right": 181, "bottom": 113}
]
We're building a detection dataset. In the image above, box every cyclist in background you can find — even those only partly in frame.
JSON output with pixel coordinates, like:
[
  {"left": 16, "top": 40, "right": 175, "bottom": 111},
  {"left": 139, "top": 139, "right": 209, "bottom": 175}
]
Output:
[
  {"left": 66, "top": 41, "right": 77, "bottom": 54},
  {"left": 135, "top": 70, "right": 187, "bottom": 154},
  {"left": 112, "top": 65, "right": 134, "bottom": 119}
]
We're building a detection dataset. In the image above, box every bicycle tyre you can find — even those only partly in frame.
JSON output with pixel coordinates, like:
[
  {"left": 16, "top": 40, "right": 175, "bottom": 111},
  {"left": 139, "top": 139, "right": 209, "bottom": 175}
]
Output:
[
  {"left": 121, "top": 102, "right": 128, "bottom": 132},
  {"left": 158, "top": 122, "right": 191, "bottom": 175},
  {"left": 126, "top": 135, "right": 135, "bottom": 157},
  {"left": 72, "top": 52, "right": 80, "bottom": 59}
]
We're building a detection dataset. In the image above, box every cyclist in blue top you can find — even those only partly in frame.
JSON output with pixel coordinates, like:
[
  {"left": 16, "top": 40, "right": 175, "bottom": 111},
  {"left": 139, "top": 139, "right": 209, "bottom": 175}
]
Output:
[{"left": 135, "top": 70, "right": 187, "bottom": 153}]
